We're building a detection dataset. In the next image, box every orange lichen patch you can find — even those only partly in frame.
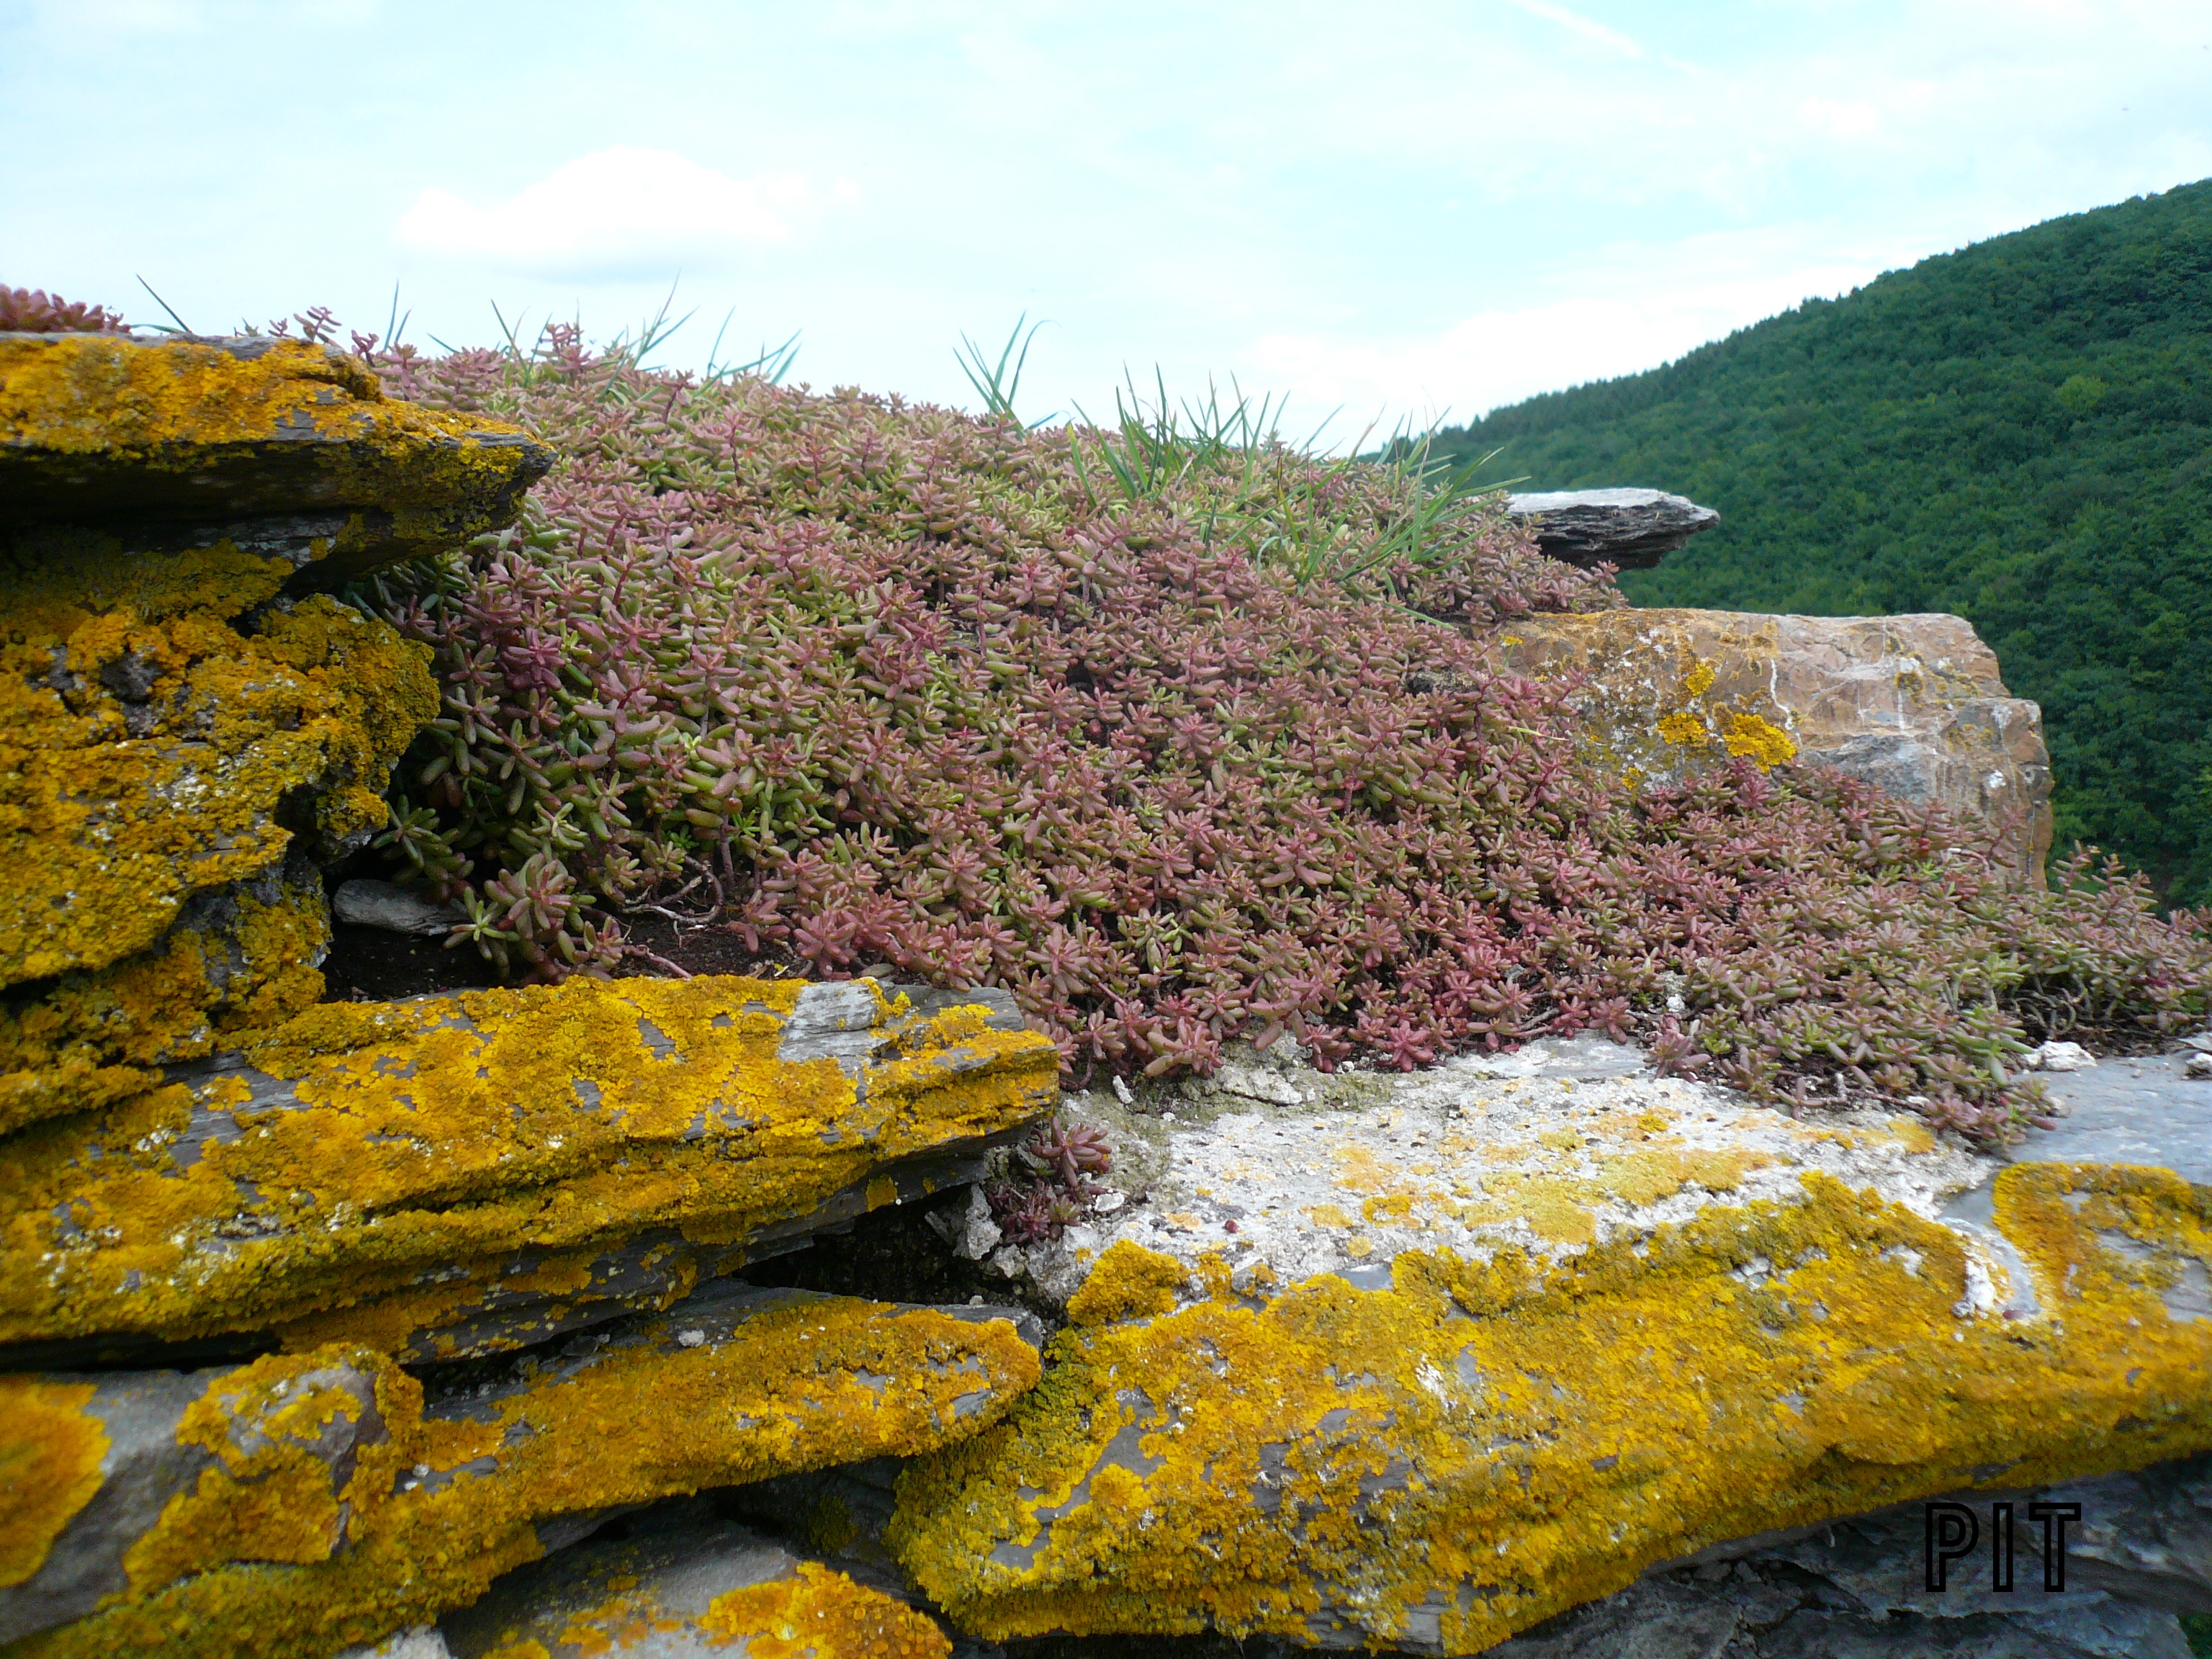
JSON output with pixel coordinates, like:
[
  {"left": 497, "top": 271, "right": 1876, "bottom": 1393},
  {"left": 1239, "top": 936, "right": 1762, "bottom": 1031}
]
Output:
[
  {"left": 890, "top": 1168, "right": 2212, "bottom": 1653},
  {"left": 0, "top": 1379, "right": 107, "bottom": 1587},
  {"left": 0, "top": 859, "right": 331, "bottom": 1135},
  {"left": 0, "top": 976, "right": 1058, "bottom": 1346},
  {"left": 1067, "top": 1241, "right": 1189, "bottom": 1328},
  {"left": 120, "top": 1346, "right": 411, "bottom": 1596},
  {"left": 700, "top": 1563, "right": 951, "bottom": 1658},
  {"left": 18, "top": 1300, "right": 1038, "bottom": 1659},
  {"left": 1590, "top": 1147, "right": 1764, "bottom": 1208},
  {"left": 1654, "top": 710, "right": 1709, "bottom": 748},
  {"left": 1722, "top": 709, "right": 1797, "bottom": 769},
  {"left": 0, "top": 335, "right": 547, "bottom": 562},
  {"left": 0, "top": 525, "right": 432, "bottom": 1138}
]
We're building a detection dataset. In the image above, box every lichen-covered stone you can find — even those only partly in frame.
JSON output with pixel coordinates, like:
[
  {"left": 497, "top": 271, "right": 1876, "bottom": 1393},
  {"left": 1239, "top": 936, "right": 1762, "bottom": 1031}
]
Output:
[
  {"left": 441, "top": 1496, "right": 953, "bottom": 1658},
  {"left": 0, "top": 334, "right": 550, "bottom": 577},
  {"left": 270, "top": 1135, "right": 1012, "bottom": 1366},
  {"left": 9, "top": 1287, "right": 1040, "bottom": 1658},
  {"left": 0, "top": 508, "right": 441, "bottom": 1134},
  {"left": 1480, "top": 608, "right": 2053, "bottom": 888},
  {"left": 889, "top": 1163, "right": 2212, "bottom": 1652},
  {"left": 0, "top": 977, "right": 1058, "bottom": 1357},
  {"left": 0, "top": 1346, "right": 406, "bottom": 1646},
  {"left": 989, "top": 1033, "right": 1988, "bottom": 1307}
]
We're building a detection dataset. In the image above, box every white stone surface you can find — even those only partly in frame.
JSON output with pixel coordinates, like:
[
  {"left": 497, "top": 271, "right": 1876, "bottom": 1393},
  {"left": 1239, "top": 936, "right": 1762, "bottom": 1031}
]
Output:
[
  {"left": 996, "top": 1035, "right": 2000, "bottom": 1309},
  {"left": 2030, "top": 1040, "right": 2099, "bottom": 1072}
]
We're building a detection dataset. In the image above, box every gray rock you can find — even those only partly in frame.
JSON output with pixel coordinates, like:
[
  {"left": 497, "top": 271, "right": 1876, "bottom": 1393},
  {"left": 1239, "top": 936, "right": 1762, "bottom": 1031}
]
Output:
[
  {"left": 335, "top": 1629, "right": 453, "bottom": 1659},
  {"left": 332, "top": 879, "right": 467, "bottom": 938},
  {"left": 0, "top": 977, "right": 1058, "bottom": 1370},
  {"left": 440, "top": 1496, "right": 956, "bottom": 1658},
  {"left": 0, "top": 333, "right": 552, "bottom": 579},
  {"left": 2002, "top": 1050, "right": 2212, "bottom": 1189},
  {"left": 0, "top": 1358, "right": 387, "bottom": 1645},
  {"left": 1504, "top": 487, "right": 1719, "bottom": 570}
]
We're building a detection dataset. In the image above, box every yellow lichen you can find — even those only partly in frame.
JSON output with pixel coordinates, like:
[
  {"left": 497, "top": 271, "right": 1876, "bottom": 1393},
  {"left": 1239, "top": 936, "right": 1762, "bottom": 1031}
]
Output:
[
  {"left": 889, "top": 1166, "right": 2212, "bottom": 1652},
  {"left": 0, "top": 542, "right": 434, "bottom": 1130},
  {"left": 17, "top": 1299, "right": 1038, "bottom": 1659},
  {"left": 0, "top": 1379, "right": 108, "bottom": 1588},
  {"left": 1, "top": 334, "right": 545, "bottom": 562},
  {"left": 0, "top": 975, "right": 1059, "bottom": 1347},
  {"left": 1722, "top": 709, "right": 1797, "bottom": 768},
  {"left": 700, "top": 1562, "right": 951, "bottom": 1658},
  {"left": 1067, "top": 1241, "right": 1190, "bottom": 1328},
  {"left": 119, "top": 1346, "right": 412, "bottom": 1595},
  {"left": 1653, "top": 710, "right": 1710, "bottom": 747},
  {"left": 1682, "top": 657, "right": 1717, "bottom": 698}
]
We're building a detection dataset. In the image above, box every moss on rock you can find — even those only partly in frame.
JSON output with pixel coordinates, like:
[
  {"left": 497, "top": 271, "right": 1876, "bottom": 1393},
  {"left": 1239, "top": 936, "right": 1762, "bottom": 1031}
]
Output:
[{"left": 888, "top": 1164, "right": 2212, "bottom": 1653}]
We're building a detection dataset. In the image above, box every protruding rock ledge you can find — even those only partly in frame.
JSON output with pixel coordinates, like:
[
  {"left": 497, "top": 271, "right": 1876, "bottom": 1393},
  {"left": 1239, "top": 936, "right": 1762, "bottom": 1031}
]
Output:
[
  {"left": 441, "top": 1496, "right": 954, "bottom": 1658},
  {"left": 1504, "top": 487, "right": 1719, "bottom": 570},
  {"left": 0, "top": 333, "right": 551, "bottom": 577},
  {"left": 0, "top": 976, "right": 1060, "bottom": 1361},
  {"left": 887, "top": 1034, "right": 2212, "bottom": 1653},
  {"left": 6, "top": 1285, "right": 1043, "bottom": 1657}
]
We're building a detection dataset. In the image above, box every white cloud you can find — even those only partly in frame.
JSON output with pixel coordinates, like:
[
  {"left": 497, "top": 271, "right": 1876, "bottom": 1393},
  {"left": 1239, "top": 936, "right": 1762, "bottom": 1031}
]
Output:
[
  {"left": 394, "top": 148, "right": 824, "bottom": 279},
  {"left": 1246, "top": 261, "right": 1886, "bottom": 433}
]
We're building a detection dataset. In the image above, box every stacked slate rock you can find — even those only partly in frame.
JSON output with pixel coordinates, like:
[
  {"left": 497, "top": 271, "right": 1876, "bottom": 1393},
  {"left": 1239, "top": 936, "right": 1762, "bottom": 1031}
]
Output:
[
  {"left": 0, "top": 328, "right": 1061, "bottom": 1658},
  {"left": 7, "top": 325, "right": 2209, "bottom": 1659}
]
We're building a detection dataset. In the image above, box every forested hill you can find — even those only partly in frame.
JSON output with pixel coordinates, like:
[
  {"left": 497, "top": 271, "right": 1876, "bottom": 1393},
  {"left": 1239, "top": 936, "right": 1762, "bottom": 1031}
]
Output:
[{"left": 1426, "top": 180, "right": 2212, "bottom": 907}]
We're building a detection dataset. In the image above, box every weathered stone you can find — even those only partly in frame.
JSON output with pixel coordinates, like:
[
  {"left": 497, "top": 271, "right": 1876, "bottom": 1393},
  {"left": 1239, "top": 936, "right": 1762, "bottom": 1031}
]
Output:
[
  {"left": 1481, "top": 608, "right": 2053, "bottom": 887},
  {"left": 13, "top": 1285, "right": 1043, "bottom": 1658},
  {"left": 1488, "top": 1566, "right": 2188, "bottom": 1658},
  {"left": 0, "top": 1345, "right": 408, "bottom": 1646},
  {"left": 0, "top": 333, "right": 550, "bottom": 578},
  {"left": 888, "top": 1038, "right": 2212, "bottom": 1653},
  {"left": 989, "top": 1033, "right": 1989, "bottom": 1305},
  {"left": 335, "top": 1629, "right": 451, "bottom": 1659},
  {"left": 441, "top": 1496, "right": 954, "bottom": 1658},
  {"left": 0, "top": 522, "right": 443, "bottom": 1133},
  {"left": 1503, "top": 488, "right": 1719, "bottom": 570},
  {"left": 331, "top": 880, "right": 467, "bottom": 939},
  {"left": 271, "top": 1141, "right": 1019, "bottom": 1367},
  {"left": 331, "top": 1637, "right": 449, "bottom": 1659},
  {"left": 0, "top": 977, "right": 1059, "bottom": 1360}
]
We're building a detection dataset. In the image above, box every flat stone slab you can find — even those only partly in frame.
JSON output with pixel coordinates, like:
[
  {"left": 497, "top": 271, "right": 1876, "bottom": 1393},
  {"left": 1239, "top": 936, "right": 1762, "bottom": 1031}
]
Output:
[
  {"left": 1503, "top": 488, "right": 1719, "bottom": 570},
  {"left": 891, "top": 1039, "right": 2212, "bottom": 1653},
  {"left": 17, "top": 1284, "right": 1042, "bottom": 1657},
  {"left": 993, "top": 1035, "right": 1994, "bottom": 1305},
  {"left": 2012, "top": 1050, "right": 2212, "bottom": 1186},
  {"left": 0, "top": 333, "right": 550, "bottom": 577},
  {"left": 331, "top": 879, "right": 468, "bottom": 938},
  {"left": 0, "top": 976, "right": 1058, "bottom": 1362},
  {"left": 0, "top": 1352, "right": 392, "bottom": 1645},
  {"left": 442, "top": 1496, "right": 953, "bottom": 1658}
]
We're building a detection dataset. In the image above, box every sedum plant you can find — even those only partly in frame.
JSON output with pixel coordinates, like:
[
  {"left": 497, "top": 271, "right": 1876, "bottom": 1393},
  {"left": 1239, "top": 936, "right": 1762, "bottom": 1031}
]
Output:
[{"left": 346, "top": 322, "right": 2210, "bottom": 1145}]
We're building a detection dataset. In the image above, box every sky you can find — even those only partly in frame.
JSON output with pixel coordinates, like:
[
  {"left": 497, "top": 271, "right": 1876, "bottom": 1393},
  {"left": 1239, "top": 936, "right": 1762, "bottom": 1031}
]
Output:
[{"left": 6, "top": 0, "right": 2211, "bottom": 442}]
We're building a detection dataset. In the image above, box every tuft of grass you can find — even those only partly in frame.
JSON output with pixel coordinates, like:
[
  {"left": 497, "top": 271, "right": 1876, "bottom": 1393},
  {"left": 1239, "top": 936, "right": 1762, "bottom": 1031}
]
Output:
[{"left": 338, "top": 317, "right": 2209, "bottom": 1143}]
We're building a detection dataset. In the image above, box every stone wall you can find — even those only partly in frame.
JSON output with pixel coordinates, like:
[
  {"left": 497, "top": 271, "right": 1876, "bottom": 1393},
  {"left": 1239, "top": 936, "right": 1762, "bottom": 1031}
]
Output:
[{"left": 1, "top": 341, "right": 2202, "bottom": 1659}]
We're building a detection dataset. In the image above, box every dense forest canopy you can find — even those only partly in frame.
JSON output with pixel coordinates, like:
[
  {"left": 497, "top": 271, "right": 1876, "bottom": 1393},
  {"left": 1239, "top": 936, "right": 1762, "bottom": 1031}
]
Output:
[{"left": 1425, "top": 179, "right": 2212, "bottom": 907}]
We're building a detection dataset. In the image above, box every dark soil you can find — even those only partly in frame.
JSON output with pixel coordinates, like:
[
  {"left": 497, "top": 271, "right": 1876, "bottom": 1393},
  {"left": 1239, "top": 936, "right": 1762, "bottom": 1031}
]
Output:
[
  {"left": 737, "top": 1196, "right": 1061, "bottom": 1328},
  {"left": 316, "top": 885, "right": 815, "bottom": 1004}
]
